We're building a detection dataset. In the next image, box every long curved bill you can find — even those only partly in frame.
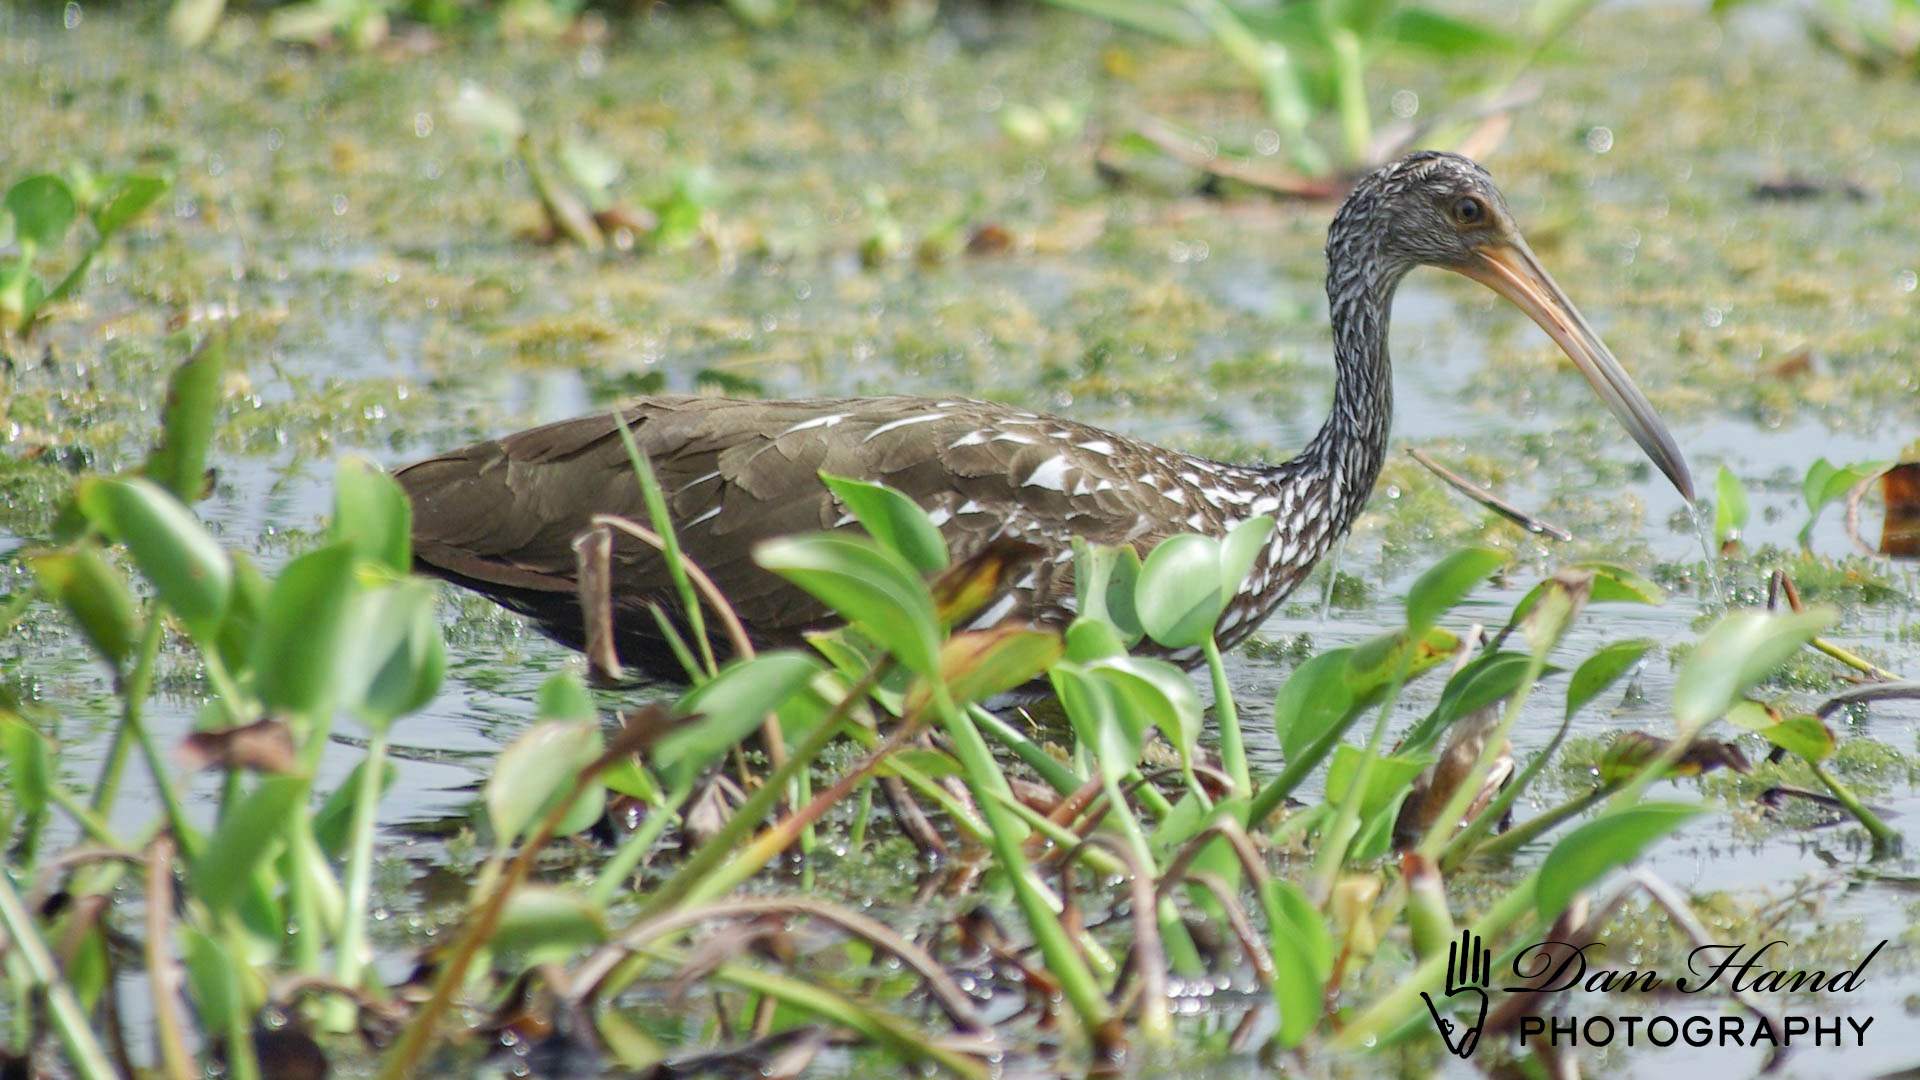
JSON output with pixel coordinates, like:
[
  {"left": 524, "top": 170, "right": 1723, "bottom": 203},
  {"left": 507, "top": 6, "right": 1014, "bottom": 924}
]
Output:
[{"left": 1457, "top": 238, "right": 1695, "bottom": 503}]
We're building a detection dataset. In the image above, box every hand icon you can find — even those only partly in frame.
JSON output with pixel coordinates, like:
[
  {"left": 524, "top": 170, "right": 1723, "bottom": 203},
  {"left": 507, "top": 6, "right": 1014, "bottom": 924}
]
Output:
[{"left": 1420, "top": 929, "right": 1492, "bottom": 1059}]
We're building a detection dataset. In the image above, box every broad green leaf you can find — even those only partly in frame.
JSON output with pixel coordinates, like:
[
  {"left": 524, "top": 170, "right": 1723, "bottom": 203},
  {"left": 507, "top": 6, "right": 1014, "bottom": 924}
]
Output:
[
  {"left": 1063, "top": 616, "right": 1127, "bottom": 662},
  {"left": 1672, "top": 608, "right": 1836, "bottom": 732},
  {"left": 213, "top": 551, "right": 269, "bottom": 676},
  {"left": 756, "top": 534, "right": 940, "bottom": 676},
  {"left": 1219, "top": 515, "right": 1275, "bottom": 594},
  {"left": 492, "top": 885, "right": 608, "bottom": 955},
  {"left": 1535, "top": 801, "right": 1703, "bottom": 921},
  {"left": 1383, "top": 7, "right": 1518, "bottom": 57},
  {"left": 146, "top": 341, "right": 225, "bottom": 503},
  {"left": 312, "top": 758, "right": 396, "bottom": 858},
  {"left": 1136, "top": 533, "right": 1225, "bottom": 648},
  {"left": 1713, "top": 465, "right": 1748, "bottom": 548},
  {"left": 92, "top": 173, "right": 169, "bottom": 237},
  {"left": 821, "top": 473, "right": 949, "bottom": 574},
  {"left": 1763, "top": 714, "right": 1836, "bottom": 762},
  {"left": 539, "top": 672, "right": 597, "bottom": 722},
  {"left": 1072, "top": 539, "right": 1143, "bottom": 641},
  {"left": 179, "top": 927, "right": 245, "bottom": 1040},
  {"left": 77, "top": 477, "right": 231, "bottom": 638},
  {"left": 488, "top": 718, "right": 605, "bottom": 847},
  {"left": 1566, "top": 639, "right": 1654, "bottom": 720},
  {"left": 1511, "top": 561, "right": 1664, "bottom": 622},
  {"left": 5, "top": 175, "right": 75, "bottom": 250},
  {"left": 1324, "top": 746, "right": 1431, "bottom": 822},
  {"left": 1400, "top": 650, "right": 1539, "bottom": 755},
  {"left": 30, "top": 548, "right": 138, "bottom": 673},
  {"left": 331, "top": 456, "right": 412, "bottom": 573},
  {"left": 1052, "top": 661, "right": 1143, "bottom": 785},
  {"left": 191, "top": 775, "right": 307, "bottom": 916},
  {"left": 1089, "top": 654, "right": 1203, "bottom": 762},
  {"left": 658, "top": 652, "right": 820, "bottom": 784},
  {"left": 1273, "top": 648, "right": 1356, "bottom": 760},
  {"left": 347, "top": 580, "right": 445, "bottom": 730},
  {"left": 167, "top": 0, "right": 227, "bottom": 47},
  {"left": 876, "top": 746, "right": 965, "bottom": 780},
  {"left": 920, "top": 626, "right": 1062, "bottom": 710},
  {"left": 1405, "top": 546, "right": 1508, "bottom": 635},
  {"left": 1261, "top": 877, "right": 1330, "bottom": 1047},
  {"left": 1800, "top": 458, "right": 1893, "bottom": 549},
  {"left": 1518, "top": 569, "right": 1591, "bottom": 658},
  {"left": 252, "top": 543, "right": 359, "bottom": 715},
  {"left": 0, "top": 713, "right": 53, "bottom": 815}
]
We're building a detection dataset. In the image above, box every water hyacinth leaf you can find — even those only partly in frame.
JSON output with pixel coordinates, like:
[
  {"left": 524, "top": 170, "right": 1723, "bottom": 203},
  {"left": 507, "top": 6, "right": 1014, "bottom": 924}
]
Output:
[
  {"left": 348, "top": 580, "right": 445, "bottom": 730},
  {"left": 1519, "top": 569, "right": 1591, "bottom": 658},
  {"left": 146, "top": 340, "right": 225, "bottom": 503},
  {"left": 1511, "top": 561, "right": 1664, "bottom": 622},
  {"left": 92, "top": 173, "right": 169, "bottom": 238},
  {"left": 1261, "top": 877, "right": 1331, "bottom": 1047},
  {"left": 29, "top": 548, "right": 138, "bottom": 673},
  {"left": 1136, "top": 533, "right": 1226, "bottom": 648},
  {"left": 756, "top": 534, "right": 940, "bottom": 676},
  {"left": 77, "top": 477, "right": 231, "bottom": 638},
  {"left": 1346, "top": 625, "right": 1460, "bottom": 699},
  {"left": 1713, "top": 465, "right": 1748, "bottom": 549},
  {"left": 252, "top": 543, "right": 359, "bottom": 716},
  {"left": 0, "top": 714, "right": 53, "bottom": 815},
  {"left": 1090, "top": 654, "right": 1204, "bottom": 762},
  {"left": 1405, "top": 546, "right": 1508, "bottom": 634},
  {"left": 179, "top": 927, "right": 245, "bottom": 1042},
  {"left": 1535, "top": 801, "right": 1703, "bottom": 921},
  {"left": 820, "top": 473, "right": 949, "bottom": 574},
  {"left": 331, "top": 456, "right": 412, "bottom": 573},
  {"left": 191, "top": 775, "right": 308, "bottom": 916},
  {"left": 1763, "top": 714, "right": 1836, "bottom": 762},
  {"left": 1219, "top": 515, "right": 1275, "bottom": 594},
  {"left": 1324, "top": 746, "right": 1431, "bottom": 822},
  {"left": 214, "top": 551, "right": 270, "bottom": 676},
  {"left": 5, "top": 174, "right": 75, "bottom": 250},
  {"left": 1064, "top": 616, "right": 1128, "bottom": 663},
  {"left": 658, "top": 652, "right": 820, "bottom": 784},
  {"left": 313, "top": 758, "right": 396, "bottom": 858},
  {"left": 1800, "top": 458, "right": 1893, "bottom": 548},
  {"left": 488, "top": 720, "right": 605, "bottom": 847},
  {"left": 1052, "top": 662, "right": 1141, "bottom": 785},
  {"left": 491, "top": 885, "right": 609, "bottom": 955},
  {"left": 921, "top": 626, "right": 1063, "bottom": 710},
  {"left": 1274, "top": 647, "right": 1356, "bottom": 759},
  {"left": 1400, "top": 650, "right": 1539, "bottom": 755},
  {"left": 1671, "top": 608, "right": 1836, "bottom": 732},
  {"left": 1565, "top": 639, "right": 1654, "bottom": 721}
]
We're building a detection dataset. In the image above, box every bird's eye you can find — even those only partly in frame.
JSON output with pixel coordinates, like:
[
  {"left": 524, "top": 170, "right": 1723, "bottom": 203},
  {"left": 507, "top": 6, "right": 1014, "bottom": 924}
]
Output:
[{"left": 1452, "top": 196, "right": 1485, "bottom": 226}]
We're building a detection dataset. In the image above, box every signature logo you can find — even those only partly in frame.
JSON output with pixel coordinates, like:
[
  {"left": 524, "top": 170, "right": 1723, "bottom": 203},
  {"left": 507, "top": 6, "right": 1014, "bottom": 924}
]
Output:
[{"left": 1421, "top": 930, "right": 1492, "bottom": 1059}]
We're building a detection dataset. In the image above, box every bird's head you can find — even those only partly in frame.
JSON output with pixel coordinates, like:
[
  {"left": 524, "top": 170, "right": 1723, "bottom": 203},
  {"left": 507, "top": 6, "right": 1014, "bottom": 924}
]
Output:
[{"left": 1339, "top": 150, "right": 1695, "bottom": 503}]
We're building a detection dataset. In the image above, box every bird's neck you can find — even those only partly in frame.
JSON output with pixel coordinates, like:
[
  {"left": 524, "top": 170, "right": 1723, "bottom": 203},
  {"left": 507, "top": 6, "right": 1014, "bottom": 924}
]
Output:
[{"left": 1282, "top": 226, "right": 1405, "bottom": 541}]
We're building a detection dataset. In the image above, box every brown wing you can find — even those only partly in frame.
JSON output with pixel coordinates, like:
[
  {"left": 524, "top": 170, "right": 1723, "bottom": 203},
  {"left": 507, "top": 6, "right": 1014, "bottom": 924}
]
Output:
[{"left": 397, "top": 395, "right": 1192, "bottom": 675}]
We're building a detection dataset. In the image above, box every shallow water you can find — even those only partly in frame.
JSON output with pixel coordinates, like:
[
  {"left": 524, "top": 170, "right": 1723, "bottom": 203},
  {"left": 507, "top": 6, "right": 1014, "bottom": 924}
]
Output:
[{"left": 3, "top": 0, "right": 1920, "bottom": 1074}]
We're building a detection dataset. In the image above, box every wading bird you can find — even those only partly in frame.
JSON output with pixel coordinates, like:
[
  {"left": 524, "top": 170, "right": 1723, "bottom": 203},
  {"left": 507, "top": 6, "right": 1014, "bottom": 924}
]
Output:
[{"left": 398, "top": 152, "right": 1693, "bottom": 678}]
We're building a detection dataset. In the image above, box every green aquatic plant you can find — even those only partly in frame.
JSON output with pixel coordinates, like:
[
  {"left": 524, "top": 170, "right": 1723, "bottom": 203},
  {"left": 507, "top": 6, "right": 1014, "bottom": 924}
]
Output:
[
  {"left": 1, "top": 169, "right": 169, "bottom": 340},
  {"left": 1042, "top": 0, "right": 1600, "bottom": 184},
  {"left": 3, "top": 346, "right": 1908, "bottom": 1077}
]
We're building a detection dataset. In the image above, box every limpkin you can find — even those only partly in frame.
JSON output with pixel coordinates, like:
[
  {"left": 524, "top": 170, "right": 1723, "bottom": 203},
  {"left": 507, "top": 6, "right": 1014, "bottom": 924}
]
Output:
[{"left": 397, "top": 152, "right": 1693, "bottom": 677}]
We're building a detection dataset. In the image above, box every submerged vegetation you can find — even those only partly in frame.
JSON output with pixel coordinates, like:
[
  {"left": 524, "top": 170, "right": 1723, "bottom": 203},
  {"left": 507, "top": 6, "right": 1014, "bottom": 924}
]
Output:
[{"left": 3, "top": 0, "right": 1920, "bottom": 1076}]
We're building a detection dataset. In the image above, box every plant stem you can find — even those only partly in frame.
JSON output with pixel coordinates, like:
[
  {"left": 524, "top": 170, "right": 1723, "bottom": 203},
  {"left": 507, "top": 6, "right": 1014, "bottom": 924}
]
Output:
[
  {"left": 1413, "top": 651, "right": 1548, "bottom": 861},
  {"left": 1472, "top": 782, "right": 1617, "bottom": 863},
  {"left": 91, "top": 614, "right": 165, "bottom": 815},
  {"left": 0, "top": 871, "right": 118, "bottom": 1079},
  {"left": 1203, "top": 636, "right": 1249, "bottom": 795},
  {"left": 1327, "top": 25, "right": 1371, "bottom": 165},
  {"left": 324, "top": 728, "right": 389, "bottom": 1032},
  {"left": 1810, "top": 762, "right": 1903, "bottom": 853},
  {"left": 1308, "top": 645, "right": 1415, "bottom": 902}
]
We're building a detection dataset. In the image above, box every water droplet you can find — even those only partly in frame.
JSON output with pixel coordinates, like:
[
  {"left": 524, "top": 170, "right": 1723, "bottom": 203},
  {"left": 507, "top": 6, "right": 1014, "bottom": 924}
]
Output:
[
  {"left": 1701, "top": 306, "right": 1723, "bottom": 328},
  {"left": 1252, "top": 128, "right": 1281, "bottom": 156},
  {"left": 1585, "top": 126, "right": 1614, "bottom": 154},
  {"left": 63, "top": 3, "right": 81, "bottom": 29},
  {"left": 331, "top": 194, "right": 349, "bottom": 216},
  {"left": 1897, "top": 270, "right": 1917, "bottom": 293},
  {"left": 1390, "top": 89, "right": 1419, "bottom": 118},
  {"left": 413, "top": 111, "right": 433, "bottom": 138}
]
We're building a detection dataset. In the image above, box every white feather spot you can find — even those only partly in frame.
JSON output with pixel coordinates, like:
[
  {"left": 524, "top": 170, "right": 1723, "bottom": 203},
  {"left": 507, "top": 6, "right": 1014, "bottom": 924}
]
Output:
[
  {"left": 862, "top": 413, "right": 946, "bottom": 441},
  {"left": 1022, "top": 455, "right": 1072, "bottom": 492},
  {"left": 779, "top": 413, "right": 846, "bottom": 435},
  {"left": 687, "top": 505, "right": 724, "bottom": 527},
  {"left": 948, "top": 430, "right": 991, "bottom": 449},
  {"left": 967, "top": 593, "right": 1019, "bottom": 630},
  {"left": 925, "top": 507, "right": 952, "bottom": 527},
  {"left": 1074, "top": 439, "right": 1115, "bottom": 456},
  {"left": 956, "top": 500, "right": 984, "bottom": 515}
]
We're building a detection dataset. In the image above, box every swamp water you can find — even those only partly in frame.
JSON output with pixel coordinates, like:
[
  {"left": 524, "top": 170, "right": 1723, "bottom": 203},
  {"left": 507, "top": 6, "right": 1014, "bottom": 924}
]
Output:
[{"left": 2, "top": 1, "right": 1919, "bottom": 1075}]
